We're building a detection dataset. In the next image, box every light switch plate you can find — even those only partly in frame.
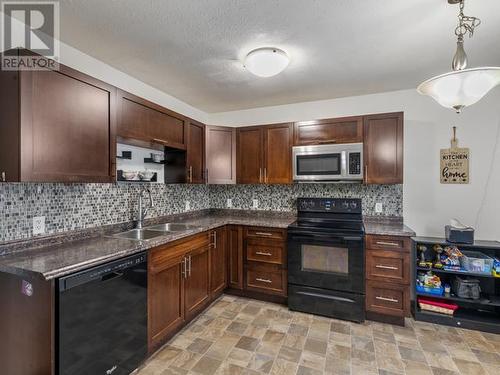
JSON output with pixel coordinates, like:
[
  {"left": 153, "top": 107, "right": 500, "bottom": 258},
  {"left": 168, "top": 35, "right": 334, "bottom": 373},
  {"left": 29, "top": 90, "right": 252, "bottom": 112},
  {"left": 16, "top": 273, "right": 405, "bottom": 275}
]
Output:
[
  {"left": 33, "top": 216, "right": 45, "bottom": 235},
  {"left": 252, "top": 199, "right": 259, "bottom": 209},
  {"left": 227, "top": 198, "right": 233, "bottom": 208},
  {"left": 185, "top": 201, "right": 191, "bottom": 211},
  {"left": 375, "top": 203, "right": 383, "bottom": 213}
]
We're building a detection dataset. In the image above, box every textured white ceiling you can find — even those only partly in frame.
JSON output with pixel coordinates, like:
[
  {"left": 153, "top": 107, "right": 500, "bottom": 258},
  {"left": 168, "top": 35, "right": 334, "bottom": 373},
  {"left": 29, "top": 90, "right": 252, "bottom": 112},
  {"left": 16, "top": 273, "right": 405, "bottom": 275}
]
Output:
[{"left": 58, "top": 0, "right": 500, "bottom": 113}]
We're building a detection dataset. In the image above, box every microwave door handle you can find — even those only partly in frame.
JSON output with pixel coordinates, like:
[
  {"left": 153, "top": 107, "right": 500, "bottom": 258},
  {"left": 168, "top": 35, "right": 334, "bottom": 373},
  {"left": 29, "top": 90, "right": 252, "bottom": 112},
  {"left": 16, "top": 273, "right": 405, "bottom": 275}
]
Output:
[{"left": 341, "top": 150, "right": 347, "bottom": 177}]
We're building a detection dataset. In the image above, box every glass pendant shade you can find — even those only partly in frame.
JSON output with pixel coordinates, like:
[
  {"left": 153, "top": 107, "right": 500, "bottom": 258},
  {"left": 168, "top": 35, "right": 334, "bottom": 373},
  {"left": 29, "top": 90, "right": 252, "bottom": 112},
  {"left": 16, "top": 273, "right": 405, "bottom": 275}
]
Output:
[{"left": 417, "top": 67, "right": 500, "bottom": 112}]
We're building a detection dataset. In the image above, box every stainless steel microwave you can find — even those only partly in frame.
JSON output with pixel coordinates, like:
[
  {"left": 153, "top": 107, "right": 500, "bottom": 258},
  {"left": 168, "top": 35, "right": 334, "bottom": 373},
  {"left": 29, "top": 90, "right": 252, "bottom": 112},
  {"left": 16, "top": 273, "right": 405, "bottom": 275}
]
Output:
[{"left": 292, "top": 143, "right": 363, "bottom": 182}]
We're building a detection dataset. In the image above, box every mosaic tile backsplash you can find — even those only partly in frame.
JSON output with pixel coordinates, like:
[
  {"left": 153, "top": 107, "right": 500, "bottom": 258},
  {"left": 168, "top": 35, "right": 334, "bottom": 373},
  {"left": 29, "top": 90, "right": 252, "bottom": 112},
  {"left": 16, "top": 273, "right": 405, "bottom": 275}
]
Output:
[
  {"left": 209, "top": 184, "right": 402, "bottom": 215},
  {"left": 0, "top": 183, "right": 401, "bottom": 242}
]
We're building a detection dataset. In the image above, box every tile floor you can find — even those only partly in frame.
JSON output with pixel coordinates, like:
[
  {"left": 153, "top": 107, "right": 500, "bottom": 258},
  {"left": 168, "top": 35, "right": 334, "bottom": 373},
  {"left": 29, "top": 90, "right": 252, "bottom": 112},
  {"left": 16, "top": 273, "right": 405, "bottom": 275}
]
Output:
[{"left": 137, "top": 295, "right": 500, "bottom": 375}]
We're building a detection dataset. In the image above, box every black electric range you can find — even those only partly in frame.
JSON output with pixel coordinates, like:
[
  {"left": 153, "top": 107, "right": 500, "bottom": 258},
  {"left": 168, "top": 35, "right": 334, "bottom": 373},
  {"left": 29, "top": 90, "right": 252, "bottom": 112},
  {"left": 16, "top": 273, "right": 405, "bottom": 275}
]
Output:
[{"left": 287, "top": 198, "right": 366, "bottom": 322}]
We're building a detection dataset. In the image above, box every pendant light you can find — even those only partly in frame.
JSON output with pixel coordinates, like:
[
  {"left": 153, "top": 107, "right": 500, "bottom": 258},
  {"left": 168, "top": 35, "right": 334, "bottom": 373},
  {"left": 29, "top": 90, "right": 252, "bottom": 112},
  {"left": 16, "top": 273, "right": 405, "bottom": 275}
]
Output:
[{"left": 417, "top": 0, "right": 500, "bottom": 113}]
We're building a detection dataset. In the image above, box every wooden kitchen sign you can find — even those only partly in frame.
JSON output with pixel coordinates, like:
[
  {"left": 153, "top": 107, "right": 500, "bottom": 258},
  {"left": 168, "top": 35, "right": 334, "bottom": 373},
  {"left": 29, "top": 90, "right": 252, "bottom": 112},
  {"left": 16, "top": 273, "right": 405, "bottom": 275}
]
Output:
[{"left": 440, "top": 127, "right": 469, "bottom": 184}]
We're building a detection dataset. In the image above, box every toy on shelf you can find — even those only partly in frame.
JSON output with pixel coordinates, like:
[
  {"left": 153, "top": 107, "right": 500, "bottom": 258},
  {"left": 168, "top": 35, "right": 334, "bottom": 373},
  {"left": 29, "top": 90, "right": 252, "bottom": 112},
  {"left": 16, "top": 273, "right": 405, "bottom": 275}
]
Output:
[
  {"left": 493, "top": 258, "right": 500, "bottom": 278},
  {"left": 417, "top": 244, "right": 433, "bottom": 268},
  {"left": 433, "top": 245, "right": 444, "bottom": 269},
  {"left": 441, "top": 246, "right": 463, "bottom": 271},
  {"left": 416, "top": 271, "right": 444, "bottom": 296}
]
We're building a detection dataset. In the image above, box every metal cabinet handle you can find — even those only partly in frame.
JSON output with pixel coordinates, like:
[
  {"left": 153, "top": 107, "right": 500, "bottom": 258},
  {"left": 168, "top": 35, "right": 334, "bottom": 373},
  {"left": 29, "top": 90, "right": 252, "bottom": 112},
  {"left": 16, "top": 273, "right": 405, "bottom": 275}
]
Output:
[
  {"left": 188, "top": 255, "right": 192, "bottom": 277},
  {"left": 259, "top": 168, "right": 262, "bottom": 183},
  {"left": 375, "top": 265, "right": 398, "bottom": 270},
  {"left": 152, "top": 138, "right": 169, "bottom": 145},
  {"left": 1, "top": 172, "right": 5, "bottom": 182},
  {"left": 255, "top": 232, "right": 273, "bottom": 237},
  {"left": 376, "top": 241, "right": 400, "bottom": 247},
  {"left": 256, "top": 278, "right": 272, "bottom": 284},
  {"left": 264, "top": 168, "right": 267, "bottom": 183},
  {"left": 212, "top": 231, "right": 217, "bottom": 248},
  {"left": 255, "top": 251, "right": 272, "bottom": 256},
  {"left": 182, "top": 258, "right": 187, "bottom": 279},
  {"left": 375, "top": 296, "right": 399, "bottom": 303},
  {"left": 205, "top": 168, "right": 209, "bottom": 184},
  {"left": 189, "top": 166, "right": 193, "bottom": 183}
]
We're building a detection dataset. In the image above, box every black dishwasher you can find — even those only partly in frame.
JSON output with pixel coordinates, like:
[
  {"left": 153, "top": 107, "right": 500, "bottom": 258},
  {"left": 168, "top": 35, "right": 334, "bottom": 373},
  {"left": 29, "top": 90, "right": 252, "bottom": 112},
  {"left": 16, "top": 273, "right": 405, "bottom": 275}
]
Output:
[{"left": 57, "top": 252, "right": 147, "bottom": 375}]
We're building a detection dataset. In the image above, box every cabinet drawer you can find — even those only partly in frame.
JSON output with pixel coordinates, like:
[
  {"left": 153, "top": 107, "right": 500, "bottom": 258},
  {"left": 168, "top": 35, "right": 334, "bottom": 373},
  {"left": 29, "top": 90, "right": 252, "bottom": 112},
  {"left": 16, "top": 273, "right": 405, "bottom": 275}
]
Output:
[
  {"left": 246, "top": 263, "right": 286, "bottom": 296},
  {"left": 366, "top": 235, "right": 410, "bottom": 252},
  {"left": 150, "top": 232, "right": 209, "bottom": 273},
  {"left": 366, "top": 250, "right": 410, "bottom": 284},
  {"left": 245, "top": 227, "right": 285, "bottom": 240},
  {"left": 366, "top": 280, "right": 409, "bottom": 317},
  {"left": 246, "top": 240, "right": 284, "bottom": 265}
]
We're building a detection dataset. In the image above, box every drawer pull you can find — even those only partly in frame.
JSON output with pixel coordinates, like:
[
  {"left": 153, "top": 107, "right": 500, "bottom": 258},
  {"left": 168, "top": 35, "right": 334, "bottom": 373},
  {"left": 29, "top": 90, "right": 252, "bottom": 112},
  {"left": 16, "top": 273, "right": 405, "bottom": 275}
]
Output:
[
  {"left": 375, "top": 265, "right": 398, "bottom": 270},
  {"left": 376, "top": 241, "right": 400, "bottom": 247},
  {"left": 255, "top": 232, "right": 273, "bottom": 237},
  {"left": 255, "top": 277, "right": 272, "bottom": 284},
  {"left": 375, "top": 296, "right": 399, "bottom": 303},
  {"left": 255, "top": 251, "right": 272, "bottom": 256}
]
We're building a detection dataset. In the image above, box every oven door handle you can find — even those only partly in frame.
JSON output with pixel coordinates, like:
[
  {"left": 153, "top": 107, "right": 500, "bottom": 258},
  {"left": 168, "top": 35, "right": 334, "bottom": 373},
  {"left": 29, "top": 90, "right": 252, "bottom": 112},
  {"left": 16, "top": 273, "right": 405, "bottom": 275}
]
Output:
[
  {"left": 296, "top": 291, "right": 357, "bottom": 303},
  {"left": 289, "top": 233, "right": 363, "bottom": 242}
]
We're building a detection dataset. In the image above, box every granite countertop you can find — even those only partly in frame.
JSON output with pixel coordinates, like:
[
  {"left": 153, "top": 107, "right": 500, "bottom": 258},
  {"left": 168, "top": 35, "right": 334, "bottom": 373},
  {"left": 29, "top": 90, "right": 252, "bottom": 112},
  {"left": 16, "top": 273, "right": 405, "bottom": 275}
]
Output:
[
  {"left": 0, "top": 210, "right": 415, "bottom": 281},
  {"left": 363, "top": 216, "right": 415, "bottom": 237},
  {"left": 0, "top": 210, "right": 296, "bottom": 280}
]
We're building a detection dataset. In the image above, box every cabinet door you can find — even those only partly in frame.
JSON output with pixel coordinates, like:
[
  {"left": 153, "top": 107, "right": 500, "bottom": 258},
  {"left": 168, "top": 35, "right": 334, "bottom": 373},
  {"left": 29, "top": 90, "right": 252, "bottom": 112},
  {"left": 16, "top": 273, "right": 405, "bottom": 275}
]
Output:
[
  {"left": 364, "top": 112, "right": 403, "bottom": 184},
  {"left": 117, "top": 90, "right": 187, "bottom": 149},
  {"left": 205, "top": 126, "right": 236, "bottom": 184},
  {"left": 294, "top": 116, "right": 363, "bottom": 145},
  {"left": 237, "top": 127, "right": 263, "bottom": 184},
  {"left": 148, "top": 257, "right": 185, "bottom": 350},
  {"left": 227, "top": 226, "right": 244, "bottom": 290},
  {"left": 187, "top": 120, "right": 205, "bottom": 184},
  {"left": 210, "top": 227, "right": 227, "bottom": 297},
  {"left": 184, "top": 245, "right": 210, "bottom": 320},
  {"left": 263, "top": 123, "right": 293, "bottom": 184},
  {"left": 20, "top": 67, "right": 115, "bottom": 182}
]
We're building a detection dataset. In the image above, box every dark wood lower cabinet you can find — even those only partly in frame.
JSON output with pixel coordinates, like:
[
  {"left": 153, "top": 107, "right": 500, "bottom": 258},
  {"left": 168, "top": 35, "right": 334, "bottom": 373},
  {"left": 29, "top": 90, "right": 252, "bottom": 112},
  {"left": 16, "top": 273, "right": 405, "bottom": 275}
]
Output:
[
  {"left": 210, "top": 227, "right": 227, "bottom": 297},
  {"left": 184, "top": 245, "right": 210, "bottom": 320},
  {"left": 227, "top": 225, "right": 244, "bottom": 290},
  {"left": 148, "top": 254, "right": 185, "bottom": 350},
  {"left": 365, "top": 234, "right": 411, "bottom": 326}
]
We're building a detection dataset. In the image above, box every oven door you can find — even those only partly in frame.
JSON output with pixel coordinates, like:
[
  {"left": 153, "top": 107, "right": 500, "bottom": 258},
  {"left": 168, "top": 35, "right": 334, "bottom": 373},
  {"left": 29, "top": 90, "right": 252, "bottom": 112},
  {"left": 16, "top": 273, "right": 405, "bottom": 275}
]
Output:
[{"left": 287, "top": 231, "right": 364, "bottom": 294}]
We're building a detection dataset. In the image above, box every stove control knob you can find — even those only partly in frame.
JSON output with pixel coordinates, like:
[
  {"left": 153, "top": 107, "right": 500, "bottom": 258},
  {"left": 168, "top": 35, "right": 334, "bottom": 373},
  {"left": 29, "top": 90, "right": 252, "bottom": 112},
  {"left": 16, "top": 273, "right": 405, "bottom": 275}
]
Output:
[
  {"left": 342, "top": 201, "right": 349, "bottom": 209},
  {"left": 350, "top": 202, "right": 357, "bottom": 209}
]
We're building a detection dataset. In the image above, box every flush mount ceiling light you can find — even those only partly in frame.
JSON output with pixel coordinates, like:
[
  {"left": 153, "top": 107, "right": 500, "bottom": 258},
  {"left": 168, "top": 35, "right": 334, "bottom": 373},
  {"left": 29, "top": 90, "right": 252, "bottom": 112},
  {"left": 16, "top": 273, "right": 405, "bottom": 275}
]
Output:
[
  {"left": 417, "top": 0, "right": 500, "bottom": 113},
  {"left": 244, "top": 48, "right": 289, "bottom": 77}
]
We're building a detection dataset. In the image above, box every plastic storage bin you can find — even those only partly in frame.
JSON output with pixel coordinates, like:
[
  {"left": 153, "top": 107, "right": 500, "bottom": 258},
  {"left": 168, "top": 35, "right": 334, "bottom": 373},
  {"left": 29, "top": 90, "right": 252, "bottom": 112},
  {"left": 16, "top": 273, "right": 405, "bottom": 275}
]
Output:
[
  {"left": 416, "top": 285, "right": 444, "bottom": 296},
  {"left": 460, "top": 251, "right": 493, "bottom": 274}
]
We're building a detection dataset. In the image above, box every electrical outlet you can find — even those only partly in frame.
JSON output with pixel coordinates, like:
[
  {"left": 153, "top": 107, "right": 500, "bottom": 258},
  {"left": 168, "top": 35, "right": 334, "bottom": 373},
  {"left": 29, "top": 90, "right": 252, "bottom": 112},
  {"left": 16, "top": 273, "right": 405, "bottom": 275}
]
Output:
[
  {"left": 227, "top": 198, "right": 233, "bottom": 208},
  {"left": 185, "top": 201, "right": 191, "bottom": 211},
  {"left": 375, "top": 203, "right": 383, "bottom": 213},
  {"left": 33, "top": 216, "right": 45, "bottom": 235},
  {"left": 252, "top": 199, "right": 259, "bottom": 209}
]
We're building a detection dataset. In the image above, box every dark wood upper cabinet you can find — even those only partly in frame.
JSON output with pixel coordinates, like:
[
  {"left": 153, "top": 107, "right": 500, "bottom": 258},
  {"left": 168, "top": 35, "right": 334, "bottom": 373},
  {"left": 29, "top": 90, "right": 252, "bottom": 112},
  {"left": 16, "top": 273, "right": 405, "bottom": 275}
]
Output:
[
  {"left": 363, "top": 112, "right": 403, "bottom": 184},
  {"left": 294, "top": 116, "right": 363, "bottom": 145},
  {"left": 205, "top": 126, "right": 236, "bottom": 184},
  {"left": 237, "top": 127, "right": 264, "bottom": 184},
  {"left": 0, "top": 53, "right": 116, "bottom": 183},
  {"left": 237, "top": 123, "right": 292, "bottom": 184},
  {"left": 117, "top": 90, "right": 187, "bottom": 150},
  {"left": 263, "top": 123, "right": 293, "bottom": 184},
  {"left": 186, "top": 120, "right": 205, "bottom": 184}
]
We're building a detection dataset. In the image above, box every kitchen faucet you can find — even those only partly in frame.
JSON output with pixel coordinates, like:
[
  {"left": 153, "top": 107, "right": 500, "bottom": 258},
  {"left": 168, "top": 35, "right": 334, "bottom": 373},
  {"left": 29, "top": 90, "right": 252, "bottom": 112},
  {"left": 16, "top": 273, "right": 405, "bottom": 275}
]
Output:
[{"left": 136, "top": 187, "right": 154, "bottom": 229}]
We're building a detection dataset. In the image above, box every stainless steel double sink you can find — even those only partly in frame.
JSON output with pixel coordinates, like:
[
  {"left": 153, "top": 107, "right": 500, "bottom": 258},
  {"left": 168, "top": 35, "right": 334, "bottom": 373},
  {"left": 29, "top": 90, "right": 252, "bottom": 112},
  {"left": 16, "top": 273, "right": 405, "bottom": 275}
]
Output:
[{"left": 111, "top": 223, "right": 200, "bottom": 241}]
